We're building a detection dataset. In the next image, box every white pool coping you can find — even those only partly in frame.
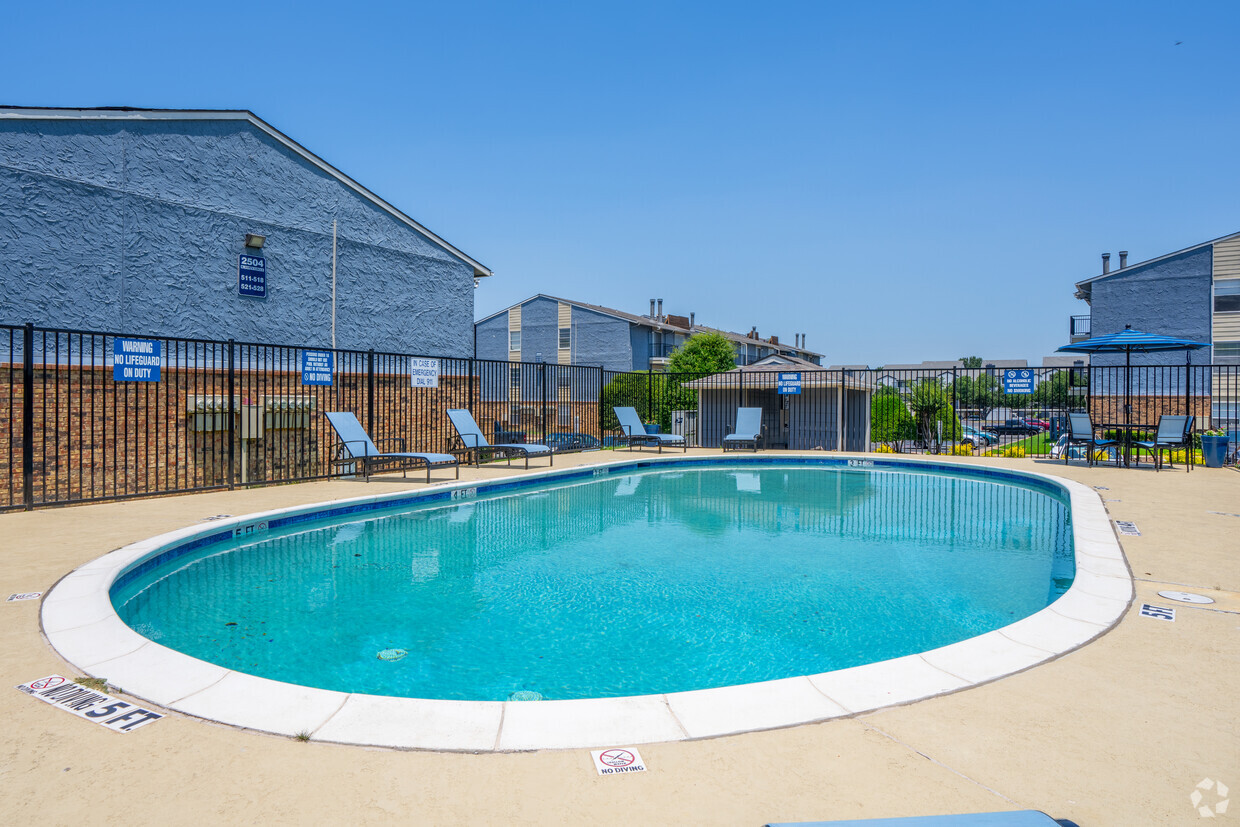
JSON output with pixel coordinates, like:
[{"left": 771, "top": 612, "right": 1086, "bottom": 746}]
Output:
[{"left": 40, "top": 454, "right": 1133, "bottom": 752}]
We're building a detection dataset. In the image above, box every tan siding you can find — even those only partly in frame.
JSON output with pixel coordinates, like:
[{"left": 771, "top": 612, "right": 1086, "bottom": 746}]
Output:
[
  {"left": 508, "top": 307, "right": 521, "bottom": 361},
  {"left": 1214, "top": 314, "right": 1240, "bottom": 340},
  {"left": 1215, "top": 238, "right": 1240, "bottom": 279},
  {"left": 557, "top": 303, "right": 571, "bottom": 364}
]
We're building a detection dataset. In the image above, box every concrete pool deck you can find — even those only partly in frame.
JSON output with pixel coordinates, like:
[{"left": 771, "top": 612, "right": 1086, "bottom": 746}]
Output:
[{"left": 2, "top": 450, "right": 1237, "bottom": 825}]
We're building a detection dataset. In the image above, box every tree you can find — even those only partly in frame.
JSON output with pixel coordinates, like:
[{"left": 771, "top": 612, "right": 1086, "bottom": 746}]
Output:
[
  {"left": 656, "top": 332, "right": 739, "bottom": 432},
  {"left": 871, "top": 389, "right": 916, "bottom": 451},
  {"left": 952, "top": 372, "right": 1002, "bottom": 418},
  {"left": 667, "top": 332, "right": 738, "bottom": 375},
  {"left": 960, "top": 355, "right": 983, "bottom": 369},
  {"left": 599, "top": 372, "right": 666, "bottom": 433},
  {"left": 907, "top": 379, "right": 961, "bottom": 453}
]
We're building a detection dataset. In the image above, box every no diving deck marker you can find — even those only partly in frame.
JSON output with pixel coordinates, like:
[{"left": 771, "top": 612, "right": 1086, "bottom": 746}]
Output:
[
  {"left": 1115, "top": 521, "right": 1141, "bottom": 536},
  {"left": 1139, "top": 604, "right": 1176, "bottom": 622},
  {"left": 7, "top": 592, "right": 42, "bottom": 602},
  {"left": 16, "top": 676, "right": 163, "bottom": 732},
  {"left": 591, "top": 747, "right": 647, "bottom": 776}
]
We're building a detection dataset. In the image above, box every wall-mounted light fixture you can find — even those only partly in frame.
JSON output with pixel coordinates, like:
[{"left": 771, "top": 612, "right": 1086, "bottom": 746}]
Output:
[{"left": 244, "top": 233, "right": 266, "bottom": 249}]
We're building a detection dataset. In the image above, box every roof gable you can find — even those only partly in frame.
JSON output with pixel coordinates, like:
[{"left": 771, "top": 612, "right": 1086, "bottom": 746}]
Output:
[{"left": 0, "top": 106, "right": 492, "bottom": 277}]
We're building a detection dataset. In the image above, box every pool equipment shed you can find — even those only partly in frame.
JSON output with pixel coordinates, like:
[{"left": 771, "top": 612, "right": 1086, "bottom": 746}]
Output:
[{"left": 680, "top": 359, "right": 873, "bottom": 450}]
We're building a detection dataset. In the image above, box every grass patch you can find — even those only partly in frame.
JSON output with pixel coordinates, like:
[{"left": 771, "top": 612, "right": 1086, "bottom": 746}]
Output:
[
  {"left": 985, "top": 433, "right": 1052, "bottom": 456},
  {"left": 74, "top": 677, "right": 109, "bottom": 692}
]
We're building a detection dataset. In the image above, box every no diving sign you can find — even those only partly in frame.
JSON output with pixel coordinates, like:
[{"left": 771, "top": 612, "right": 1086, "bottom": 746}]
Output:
[
  {"left": 591, "top": 747, "right": 648, "bottom": 776},
  {"left": 16, "top": 675, "right": 163, "bottom": 732}
]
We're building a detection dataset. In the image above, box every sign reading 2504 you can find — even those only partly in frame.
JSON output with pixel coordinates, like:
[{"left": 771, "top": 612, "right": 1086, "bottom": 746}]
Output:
[{"left": 238, "top": 254, "right": 267, "bottom": 298}]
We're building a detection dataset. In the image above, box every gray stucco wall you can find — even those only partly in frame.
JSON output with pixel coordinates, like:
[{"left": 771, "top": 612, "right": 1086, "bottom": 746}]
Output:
[
  {"left": 0, "top": 116, "right": 476, "bottom": 355},
  {"left": 520, "top": 297, "right": 560, "bottom": 364},
  {"left": 571, "top": 306, "right": 634, "bottom": 371},
  {"left": 1088, "top": 248, "right": 1213, "bottom": 367},
  {"left": 474, "top": 313, "right": 510, "bottom": 362}
]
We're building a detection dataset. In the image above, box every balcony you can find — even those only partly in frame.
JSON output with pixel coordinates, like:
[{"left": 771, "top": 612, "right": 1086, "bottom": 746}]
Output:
[{"left": 1070, "top": 315, "right": 1091, "bottom": 342}]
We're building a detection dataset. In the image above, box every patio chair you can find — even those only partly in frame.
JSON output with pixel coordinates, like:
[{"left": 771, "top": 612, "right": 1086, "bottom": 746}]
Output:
[
  {"left": 446, "top": 409, "right": 552, "bottom": 469},
  {"left": 1065, "top": 412, "right": 1117, "bottom": 467},
  {"left": 1133, "top": 414, "right": 1194, "bottom": 472},
  {"left": 612, "top": 406, "right": 687, "bottom": 453},
  {"left": 324, "top": 412, "right": 459, "bottom": 483},
  {"left": 723, "top": 407, "right": 764, "bottom": 452}
]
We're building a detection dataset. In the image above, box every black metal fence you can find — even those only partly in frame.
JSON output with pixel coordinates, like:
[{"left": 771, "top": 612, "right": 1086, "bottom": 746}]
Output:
[{"left": 3, "top": 322, "right": 1238, "bottom": 510}]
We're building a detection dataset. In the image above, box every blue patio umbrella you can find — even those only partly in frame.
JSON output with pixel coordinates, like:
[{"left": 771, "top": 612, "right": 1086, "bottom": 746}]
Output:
[{"left": 1057, "top": 325, "right": 1210, "bottom": 423}]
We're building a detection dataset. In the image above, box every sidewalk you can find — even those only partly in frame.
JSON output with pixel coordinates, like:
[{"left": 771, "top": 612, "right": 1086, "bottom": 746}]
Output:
[{"left": 1, "top": 452, "right": 1236, "bottom": 825}]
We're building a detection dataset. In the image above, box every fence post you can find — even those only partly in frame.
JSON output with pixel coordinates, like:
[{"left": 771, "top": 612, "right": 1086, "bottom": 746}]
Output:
[
  {"left": 540, "top": 362, "right": 548, "bottom": 438},
  {"left": 468, "top": 358, "right": 476, "bottom": 415},
  {"left": 951, "top": 366, "right": 957, "bottom": 450},
  {"left": 22, "top": 323, "right": 34, "bottom": 510},
  {"left": 366, "top": 349, "right": 376, "bottom": 438},
  {"left": 226, "top": 339, "right": 236, "bottom": 490},
  {"left": 646, "top": 370, "right": 652, "bottom": 422}
]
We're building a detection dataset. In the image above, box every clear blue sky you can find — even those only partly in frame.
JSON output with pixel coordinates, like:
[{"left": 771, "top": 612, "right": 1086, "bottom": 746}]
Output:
[{"left": 5, "top": 1, "right": 1238, "bottom": 366}]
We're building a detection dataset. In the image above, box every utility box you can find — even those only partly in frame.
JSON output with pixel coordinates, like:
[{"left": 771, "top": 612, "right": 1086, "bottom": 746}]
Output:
[
  {"left": 239, "top": 404, "right": 264, "bottom": 440},
  {"left": 187, "top": 395, "right": 264, "bottom": 439},
  {"left": 672, "top": 410, "right": 698, "bottom": 447},
  {"left": 263, "top": 395, "right": 315, "bottom": 430}
]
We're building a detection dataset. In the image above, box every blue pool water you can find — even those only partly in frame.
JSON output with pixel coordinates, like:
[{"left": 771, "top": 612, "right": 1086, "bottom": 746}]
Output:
[{"left": 112, "top": 463, "right": 1074, "bottom": 701}]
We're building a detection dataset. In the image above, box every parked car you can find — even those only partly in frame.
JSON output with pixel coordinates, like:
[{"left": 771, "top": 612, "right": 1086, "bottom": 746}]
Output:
[
  {"left": 1025, "top": 417, "right": 1050, "bottom": 431},
  {"left": 961, "top": 426, "right": 997, "bottom": 447},
  {"left": 986, "top": 418, "right": 1041, "bottom": 436}
]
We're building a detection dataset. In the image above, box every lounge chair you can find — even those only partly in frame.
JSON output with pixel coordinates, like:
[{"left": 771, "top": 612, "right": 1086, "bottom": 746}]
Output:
[
  {"left": 612, "top": 406, "right": 687, "bottom": 453},
  {"left": 1065, "top": 412, "right": 1117, "bottom": 467},
  {"left": 324, "top": 412, "right": 459, "bottom": 483},
  {"left": 446, "top": 409, "right": 552, "bottom": 469},
  {"left": 723, "top": 407, "right": 764, "bottom": 452},
  {"left": 1134, "top": 414, "right": 1194, "bottom": 472}
]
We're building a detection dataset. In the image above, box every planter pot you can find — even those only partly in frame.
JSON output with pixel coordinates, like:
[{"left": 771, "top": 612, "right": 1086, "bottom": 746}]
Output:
[{"left": 1200, "top": 435, "right": 1229, "bottom": 468}]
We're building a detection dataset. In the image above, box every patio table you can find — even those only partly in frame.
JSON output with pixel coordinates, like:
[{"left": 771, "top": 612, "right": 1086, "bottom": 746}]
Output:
[{"left": 1100, "top": 422, "right": 1153, "bottom": 468}]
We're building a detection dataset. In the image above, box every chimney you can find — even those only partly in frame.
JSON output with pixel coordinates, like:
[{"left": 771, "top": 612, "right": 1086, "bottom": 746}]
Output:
[
  {"left": 689, "top": 312, "right": 695, "bottom": 327},
  {"left": 657, "top": 298, "right": 663, "bottom": 321},
  {"left": 649, "top": 299, "right": 656, "bottom": 318},
  {"left": 1119, "top": 250, "right": 1128, "bottom": 268},
  {"left": 1101, "top": 253, "right": 1111, "bottom": 275},
  {"left": 801, "top": 333, "right": 806, "bottom": 349}
]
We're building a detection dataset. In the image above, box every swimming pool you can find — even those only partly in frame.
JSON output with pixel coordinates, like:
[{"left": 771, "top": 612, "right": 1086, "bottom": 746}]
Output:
[
  {"left": 110, "top": 463, "right": 1074, "bottom": 702},
  {"left": 42, "top": 455, "right": 1132, "bottom": 750}
]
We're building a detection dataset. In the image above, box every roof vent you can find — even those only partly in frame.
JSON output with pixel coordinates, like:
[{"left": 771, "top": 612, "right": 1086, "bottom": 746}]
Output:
[
  {"left": 1119, "top": 250, "right": 1128, "bottom": 268},
  {"left": 1101, "top": 253, "right": 1111, "bottom": 275}
]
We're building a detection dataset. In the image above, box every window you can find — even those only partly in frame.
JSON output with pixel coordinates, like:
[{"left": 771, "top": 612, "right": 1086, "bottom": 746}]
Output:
[
  {"left": 509, "top": 366, "right": 521, "bottom": 386},
  {"left": 1214, "top": 341, "right": 1240, "bottom": 359},
  {"left": 1216, "top": 279, "right": 1240, "bottom": 313},
  {"left": 509, "top": 330, "right": 522, "bottom": 351},
  {"left": 558, "top": 327, "right": 571, "bottom": 349},
  {"left": 558, "top": 404, "right": 571, "bottom": 427}
]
